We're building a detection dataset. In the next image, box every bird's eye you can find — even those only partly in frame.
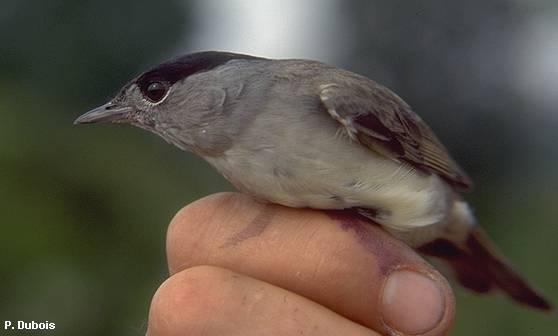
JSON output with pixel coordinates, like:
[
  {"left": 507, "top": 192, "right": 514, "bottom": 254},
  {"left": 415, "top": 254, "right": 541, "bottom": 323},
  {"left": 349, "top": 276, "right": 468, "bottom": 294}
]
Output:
[{"left": 143, "top": 81, "right": 168, "bottom": 103}]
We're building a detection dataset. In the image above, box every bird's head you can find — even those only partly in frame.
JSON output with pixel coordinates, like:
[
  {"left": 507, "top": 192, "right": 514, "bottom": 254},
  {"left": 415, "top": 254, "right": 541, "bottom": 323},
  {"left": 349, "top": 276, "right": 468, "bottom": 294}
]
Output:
[{"left": 75, "top": 51, "right": 266, "bottom": 155}]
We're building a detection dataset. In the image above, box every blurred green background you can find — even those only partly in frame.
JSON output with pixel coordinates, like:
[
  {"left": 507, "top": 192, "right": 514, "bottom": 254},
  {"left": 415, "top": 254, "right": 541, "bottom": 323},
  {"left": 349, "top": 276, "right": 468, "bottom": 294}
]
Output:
[{"left": 1, "top": 0, "right": 557, "bottom": 335}]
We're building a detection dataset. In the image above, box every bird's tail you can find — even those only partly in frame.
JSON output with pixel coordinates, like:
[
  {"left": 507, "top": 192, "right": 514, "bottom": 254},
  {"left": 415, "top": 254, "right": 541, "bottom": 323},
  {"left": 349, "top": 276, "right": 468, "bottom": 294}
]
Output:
[{"left": 419, "top": 219, "right": 553, "bottom": 311}]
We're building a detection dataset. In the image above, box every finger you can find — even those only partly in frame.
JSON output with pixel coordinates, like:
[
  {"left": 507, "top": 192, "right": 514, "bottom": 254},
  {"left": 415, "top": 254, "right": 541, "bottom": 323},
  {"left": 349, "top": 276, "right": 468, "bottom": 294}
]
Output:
[
  {"left": 167, "top": 193, "right": 455, "bottom": 336},
  {"left": 147, "top": 266, "right": 379, "bottom": 336}
]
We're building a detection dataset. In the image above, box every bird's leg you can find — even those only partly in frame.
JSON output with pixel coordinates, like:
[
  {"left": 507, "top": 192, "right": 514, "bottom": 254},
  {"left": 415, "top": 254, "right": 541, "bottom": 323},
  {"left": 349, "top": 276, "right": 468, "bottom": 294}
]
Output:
[{"left": 222, "top": 205, "right": 277, "bottom": 248}]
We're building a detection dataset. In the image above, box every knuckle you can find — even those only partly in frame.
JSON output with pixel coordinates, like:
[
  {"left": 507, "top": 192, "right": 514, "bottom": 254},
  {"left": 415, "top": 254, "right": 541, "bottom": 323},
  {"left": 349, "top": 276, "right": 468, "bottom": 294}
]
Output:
[
  {"left": 169, "top": 192, "right": 239, "bottom": 230},
  {"left": 148, "top": 266, "right": 235, "bottom": 335},
  {"left": 168, "top": 192, "right": 254, "bottom": 240},
  {"left": 166, "top": 193, "right": 243, "bottom": 271}
]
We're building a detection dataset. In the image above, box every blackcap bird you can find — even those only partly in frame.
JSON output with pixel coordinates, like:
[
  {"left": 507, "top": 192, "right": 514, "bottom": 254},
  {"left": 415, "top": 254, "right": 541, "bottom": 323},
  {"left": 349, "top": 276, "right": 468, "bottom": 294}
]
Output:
[{"left": 75, "top": 51, "right": 552, "bottom": 311}]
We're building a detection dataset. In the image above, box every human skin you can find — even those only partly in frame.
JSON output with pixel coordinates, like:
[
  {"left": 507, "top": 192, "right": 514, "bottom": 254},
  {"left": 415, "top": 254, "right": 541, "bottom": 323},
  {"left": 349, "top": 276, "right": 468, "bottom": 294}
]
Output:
[{"left": 146, "top": 193, "right": 455, "bottom": 336}]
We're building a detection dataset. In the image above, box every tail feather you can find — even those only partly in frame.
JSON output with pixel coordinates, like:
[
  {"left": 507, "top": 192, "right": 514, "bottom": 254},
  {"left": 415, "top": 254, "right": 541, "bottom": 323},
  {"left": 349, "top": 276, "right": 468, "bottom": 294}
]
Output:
[{"left": 419, "top": 228, "right": 553, "bottom": 311}]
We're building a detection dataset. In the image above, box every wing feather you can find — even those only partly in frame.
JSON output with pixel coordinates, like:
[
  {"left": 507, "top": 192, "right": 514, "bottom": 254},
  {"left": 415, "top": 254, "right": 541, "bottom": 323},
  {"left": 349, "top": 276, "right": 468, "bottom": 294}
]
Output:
[{"left": 319, "top": 82, "right": 472, "bottom": 191}]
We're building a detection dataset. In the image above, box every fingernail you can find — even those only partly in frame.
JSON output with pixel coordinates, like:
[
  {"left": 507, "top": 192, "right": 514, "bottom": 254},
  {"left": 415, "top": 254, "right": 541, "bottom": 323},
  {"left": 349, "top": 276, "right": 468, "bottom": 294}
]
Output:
[{"left": 380, "top": 269, "right": 445, "bottom": 335}]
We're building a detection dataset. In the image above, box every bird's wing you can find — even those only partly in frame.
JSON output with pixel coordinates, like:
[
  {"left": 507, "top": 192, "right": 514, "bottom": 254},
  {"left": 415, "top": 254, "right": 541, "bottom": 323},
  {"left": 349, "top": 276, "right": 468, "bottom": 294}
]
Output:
[{"left": 319, "top": 81, "right": 472, "bottom": 191}]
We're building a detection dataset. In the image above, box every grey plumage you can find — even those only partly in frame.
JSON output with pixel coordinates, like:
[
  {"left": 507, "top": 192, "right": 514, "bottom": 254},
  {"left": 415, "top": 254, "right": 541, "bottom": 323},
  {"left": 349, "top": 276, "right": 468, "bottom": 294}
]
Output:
[{"left": 75, "top": 51, "right": 552, "bottom": 311}]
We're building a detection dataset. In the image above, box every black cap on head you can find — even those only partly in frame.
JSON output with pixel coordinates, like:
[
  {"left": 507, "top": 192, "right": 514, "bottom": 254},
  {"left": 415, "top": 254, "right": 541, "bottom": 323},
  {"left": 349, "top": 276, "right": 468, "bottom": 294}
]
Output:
[{"left": 135, "top": 51, "right": 266, "bottom": 91}]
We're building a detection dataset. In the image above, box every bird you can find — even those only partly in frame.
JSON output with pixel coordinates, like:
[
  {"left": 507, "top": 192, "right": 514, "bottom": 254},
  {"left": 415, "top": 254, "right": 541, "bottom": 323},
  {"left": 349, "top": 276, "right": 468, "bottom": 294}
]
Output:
[{"left": 75, "top": 51, "right": 552, "bottom": 311}]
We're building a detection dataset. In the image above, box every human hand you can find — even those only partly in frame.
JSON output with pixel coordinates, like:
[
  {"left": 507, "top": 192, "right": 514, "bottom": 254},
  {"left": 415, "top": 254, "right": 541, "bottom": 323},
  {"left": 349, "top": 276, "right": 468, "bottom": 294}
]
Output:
[{"left": 146, "top": 193, "right": 455, "bottom": 336}]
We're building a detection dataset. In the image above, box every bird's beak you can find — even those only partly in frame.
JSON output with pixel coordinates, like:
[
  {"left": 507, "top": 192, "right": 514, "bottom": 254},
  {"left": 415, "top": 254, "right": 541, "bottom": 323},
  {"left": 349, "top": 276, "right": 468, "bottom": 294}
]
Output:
[{"left": 74, "top": 102, "right": 133, "bottom": 125}]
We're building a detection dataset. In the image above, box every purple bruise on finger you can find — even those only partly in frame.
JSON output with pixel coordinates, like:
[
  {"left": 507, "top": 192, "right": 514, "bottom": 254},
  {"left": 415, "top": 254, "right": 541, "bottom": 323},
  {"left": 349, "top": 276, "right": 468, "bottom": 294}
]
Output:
[{"left": 325, "top": 209, "right": 402, "bottom": 275}]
